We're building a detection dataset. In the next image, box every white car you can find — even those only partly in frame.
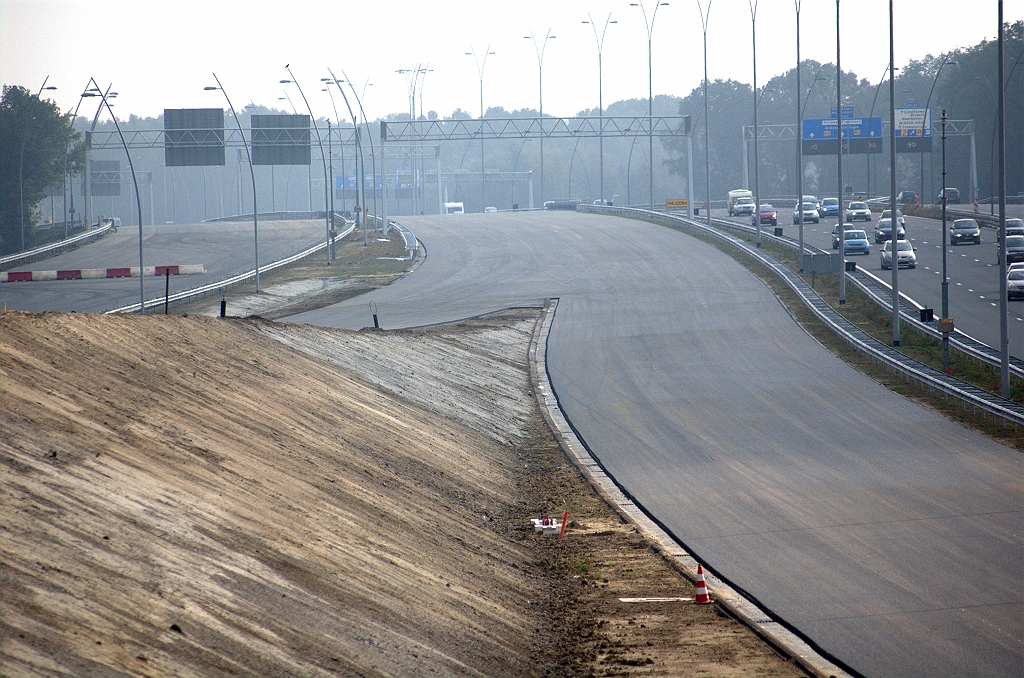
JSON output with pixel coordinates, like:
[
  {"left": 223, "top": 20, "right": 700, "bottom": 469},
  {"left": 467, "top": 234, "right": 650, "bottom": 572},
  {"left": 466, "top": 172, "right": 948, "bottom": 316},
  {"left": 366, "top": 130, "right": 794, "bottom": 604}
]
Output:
[{"left": 881, "top": 239, "right": 917, "bottom": 269}]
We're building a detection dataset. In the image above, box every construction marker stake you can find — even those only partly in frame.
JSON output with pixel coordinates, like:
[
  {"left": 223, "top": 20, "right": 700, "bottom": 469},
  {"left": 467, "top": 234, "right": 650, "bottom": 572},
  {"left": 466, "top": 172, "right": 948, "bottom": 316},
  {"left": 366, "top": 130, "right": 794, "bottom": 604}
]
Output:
[{"left": 558, "top": 511, "right": 569, "bottom": 540}]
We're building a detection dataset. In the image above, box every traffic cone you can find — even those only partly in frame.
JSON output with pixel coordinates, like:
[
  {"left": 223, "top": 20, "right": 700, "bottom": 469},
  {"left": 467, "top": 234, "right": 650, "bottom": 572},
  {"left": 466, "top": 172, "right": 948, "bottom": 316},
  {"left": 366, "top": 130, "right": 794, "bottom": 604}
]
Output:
[{"left": 694, "top": 564, "right": 712, "bottom": 604}]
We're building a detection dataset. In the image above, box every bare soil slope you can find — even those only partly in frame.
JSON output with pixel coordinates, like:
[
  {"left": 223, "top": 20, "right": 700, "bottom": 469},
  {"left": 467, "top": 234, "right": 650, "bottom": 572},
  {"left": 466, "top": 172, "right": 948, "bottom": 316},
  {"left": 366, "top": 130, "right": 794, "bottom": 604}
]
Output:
[{"left": 1, "top": 312, "right": 548, "bottom": 676}]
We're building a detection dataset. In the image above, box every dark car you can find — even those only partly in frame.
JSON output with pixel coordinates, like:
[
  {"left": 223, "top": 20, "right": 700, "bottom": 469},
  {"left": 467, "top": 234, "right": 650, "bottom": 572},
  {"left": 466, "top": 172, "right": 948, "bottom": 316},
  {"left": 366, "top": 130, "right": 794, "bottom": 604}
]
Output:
[
  {"left": 753, "top": 204, "right": 777, "bottom": 227},
  {"left": 1006, "top": 218, "right": 1024, "bottom": 237},
  {"left": 874, "top": 217, "right": 906, "bottom": 243},
  {"left": 1000, "top": 235, "right": 1024, "bottom": 264},
  {"left": 897, "top": 190, "right": 919, "bottom": 206},
  {"left": 950, "top": 218, "right": 981, "bottom": 245},
  {"left": 938, "top": 187, "right": 961, "bottom": 204},
  {"left": 831, "top": 222, "right": 860, "bottom": 249}
]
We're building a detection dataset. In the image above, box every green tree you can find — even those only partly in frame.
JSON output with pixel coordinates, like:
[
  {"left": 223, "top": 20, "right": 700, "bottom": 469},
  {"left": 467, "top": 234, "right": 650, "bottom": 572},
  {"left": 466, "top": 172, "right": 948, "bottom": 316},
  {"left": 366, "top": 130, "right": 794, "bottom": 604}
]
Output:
[{"left": 0, "top": 85, "right": 83, "bottom": 254}]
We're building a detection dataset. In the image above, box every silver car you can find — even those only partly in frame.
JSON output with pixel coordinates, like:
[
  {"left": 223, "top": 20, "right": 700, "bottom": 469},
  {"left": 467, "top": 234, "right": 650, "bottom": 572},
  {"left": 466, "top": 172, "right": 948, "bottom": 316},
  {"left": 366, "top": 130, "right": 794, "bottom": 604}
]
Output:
[
  {"left": 1009, "top": 269, "right": 1024, "bottom": 301},
  {"left": 844, "top": 201, "right": 872, "bottom": 222},
  {"left": 881, "top": 239, "right": 917, "bottom": 269}
]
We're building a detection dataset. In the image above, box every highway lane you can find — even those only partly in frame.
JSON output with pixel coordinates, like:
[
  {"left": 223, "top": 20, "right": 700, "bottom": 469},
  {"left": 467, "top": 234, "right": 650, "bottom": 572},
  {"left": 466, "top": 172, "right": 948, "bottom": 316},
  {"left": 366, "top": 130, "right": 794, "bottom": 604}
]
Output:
[
  {"left": 285, "top": 210, "right": 1023, "bottom": 678},
  {"left": 0, "top": 219, "right": 326, "bottom": 313},
  {"left": 719, "top": 208, "right": 1023, "bottom": 359}
]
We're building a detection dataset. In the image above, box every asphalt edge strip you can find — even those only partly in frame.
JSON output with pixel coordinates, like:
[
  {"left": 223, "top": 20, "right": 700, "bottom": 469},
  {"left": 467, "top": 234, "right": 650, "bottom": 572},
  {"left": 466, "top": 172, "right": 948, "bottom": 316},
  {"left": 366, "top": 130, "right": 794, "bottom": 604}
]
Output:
[{"left": 528, "top": 297, "right": 852, "bottom": 678}]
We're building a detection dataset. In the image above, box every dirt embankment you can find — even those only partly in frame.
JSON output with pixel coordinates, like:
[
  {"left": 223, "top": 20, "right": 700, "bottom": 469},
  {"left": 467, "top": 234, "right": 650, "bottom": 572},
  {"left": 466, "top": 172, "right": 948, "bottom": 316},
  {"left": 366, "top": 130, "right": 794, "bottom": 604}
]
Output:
[{"left": 1, "top": 310, "right": 806, "bottom": 677}]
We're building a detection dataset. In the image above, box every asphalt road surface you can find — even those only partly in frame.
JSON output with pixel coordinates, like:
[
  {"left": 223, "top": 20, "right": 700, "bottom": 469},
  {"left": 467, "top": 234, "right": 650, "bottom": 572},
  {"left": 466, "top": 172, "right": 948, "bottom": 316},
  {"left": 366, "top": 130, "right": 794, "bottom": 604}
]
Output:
[
  {"left": 720, "top": 209, "right": 1023, "bottom": 359},
  {"left": 0, "top": 219, "right": 327, "bottom": 313},
  {"left": 286, "top": 210, "right": 1023, "bottom": 678}
]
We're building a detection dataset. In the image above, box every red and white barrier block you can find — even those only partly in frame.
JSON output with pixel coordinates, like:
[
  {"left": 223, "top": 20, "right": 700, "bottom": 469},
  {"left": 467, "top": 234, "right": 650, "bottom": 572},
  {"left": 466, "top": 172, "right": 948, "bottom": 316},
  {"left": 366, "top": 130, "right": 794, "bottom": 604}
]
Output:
[{"left": 1, "top": 264, "right": 205, "bottom": 283}]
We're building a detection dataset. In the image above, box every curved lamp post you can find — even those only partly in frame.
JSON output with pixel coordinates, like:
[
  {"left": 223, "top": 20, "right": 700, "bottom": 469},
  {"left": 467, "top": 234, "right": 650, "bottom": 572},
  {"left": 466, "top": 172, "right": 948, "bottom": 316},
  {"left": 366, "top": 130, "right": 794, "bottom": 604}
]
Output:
[
  {"left": 326, "top": 68, "right": 368, "bottom": 245},
  {"left": 582, "top": 15, "right": 616, "bottom": 205},
  {"left": 282, "top": 66, "right": 332, "bottom": 263},
  {"left": 205, "top": 74, "right": 260, "bottom": 292},
  {"left": 631, "top": 1, "right": 669, "bottom": 210},
  {"left": 697, "top": 0, "right": 713, "bottom": 227},
  {"left": 339, "top": 73, "right": 377, "bottom": 229},
  {"left": 83, "top": 84, "right": 145, "bottom": 312},
  {"left": 19, "top": 77, "right": 58, "bottom": 251},
  {"left": 921, "top": 55, "right": 957, "bottom": 202},
  {"left": 866, "top": 63, "right": 894, "bottom": 198},
  {"left": 466, "top": 46, "right": 495, "bottom": 212},
  {"left": 525, "top": 29, "right": 556, "bottom": 206},
  {"left": 836, "top": 0, "right": 844, "bottom": 303},
  {"left": 748, "top": 0, "right": 763, "bottom": 247},
  {"left": 65, "top": 79, "right": 102, "bottom": 236}
]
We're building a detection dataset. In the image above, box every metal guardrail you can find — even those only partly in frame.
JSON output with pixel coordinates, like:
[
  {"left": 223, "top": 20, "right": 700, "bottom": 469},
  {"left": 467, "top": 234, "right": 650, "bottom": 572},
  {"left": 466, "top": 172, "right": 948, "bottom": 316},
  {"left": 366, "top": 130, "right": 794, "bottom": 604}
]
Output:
[
  {"left": 582, "top": 204, "right": 1023, "bottom": 430},
  {"left": 105, "top": 221, "right": 356, "bottom": 314},
  {"left": 0, "top": 223, "right": 112, "bottom": 270},
  {"left": 690, "top": 210, "right": 1024, "bottom": 383}
]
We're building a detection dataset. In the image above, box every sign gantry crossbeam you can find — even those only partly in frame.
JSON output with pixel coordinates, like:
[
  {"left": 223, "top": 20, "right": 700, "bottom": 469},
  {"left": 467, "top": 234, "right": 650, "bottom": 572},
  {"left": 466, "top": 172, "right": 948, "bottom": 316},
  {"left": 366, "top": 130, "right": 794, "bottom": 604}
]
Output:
[{"left": 381, "top": 116, "right": 692, "bottom": 142}]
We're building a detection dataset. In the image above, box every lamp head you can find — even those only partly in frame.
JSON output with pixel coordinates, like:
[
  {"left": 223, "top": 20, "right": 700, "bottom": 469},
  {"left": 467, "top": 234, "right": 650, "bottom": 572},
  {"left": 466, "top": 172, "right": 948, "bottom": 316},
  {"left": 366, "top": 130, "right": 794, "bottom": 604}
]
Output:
[{"left": 204, "top": 86, "right": 218, "bottom": 91}]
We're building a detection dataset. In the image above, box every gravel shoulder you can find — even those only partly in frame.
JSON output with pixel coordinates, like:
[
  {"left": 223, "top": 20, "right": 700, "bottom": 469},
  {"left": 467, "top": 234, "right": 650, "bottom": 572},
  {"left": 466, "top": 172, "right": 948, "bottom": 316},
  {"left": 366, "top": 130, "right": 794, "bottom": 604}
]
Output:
[{"left": 1, "top": 308, "right": 806, "bottom": 677}]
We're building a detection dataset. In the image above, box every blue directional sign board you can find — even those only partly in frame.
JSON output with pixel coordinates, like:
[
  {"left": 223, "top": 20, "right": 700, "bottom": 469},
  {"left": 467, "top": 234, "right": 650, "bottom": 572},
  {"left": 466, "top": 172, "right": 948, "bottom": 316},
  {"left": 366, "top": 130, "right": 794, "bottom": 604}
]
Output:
[{"left": 802, "top": 117, "right": 883, "bottom": 155}]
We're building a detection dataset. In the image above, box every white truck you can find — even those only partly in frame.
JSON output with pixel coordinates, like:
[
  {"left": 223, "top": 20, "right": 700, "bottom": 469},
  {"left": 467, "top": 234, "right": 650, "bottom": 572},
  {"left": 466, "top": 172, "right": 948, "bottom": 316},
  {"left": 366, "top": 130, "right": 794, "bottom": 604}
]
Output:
[
  {"left": 443, "top": 202, "right": 465, "bottom": 214},
  {"left": 727, "top": 189, "right": 754, "bottom": 217}
]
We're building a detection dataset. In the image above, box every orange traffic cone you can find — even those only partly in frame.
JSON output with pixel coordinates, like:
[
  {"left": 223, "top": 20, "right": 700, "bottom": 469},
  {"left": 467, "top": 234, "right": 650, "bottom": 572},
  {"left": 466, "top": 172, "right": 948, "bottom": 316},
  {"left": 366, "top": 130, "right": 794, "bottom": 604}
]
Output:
[{"left": 694, "top": 563, "right": 712, "bottom": 604}]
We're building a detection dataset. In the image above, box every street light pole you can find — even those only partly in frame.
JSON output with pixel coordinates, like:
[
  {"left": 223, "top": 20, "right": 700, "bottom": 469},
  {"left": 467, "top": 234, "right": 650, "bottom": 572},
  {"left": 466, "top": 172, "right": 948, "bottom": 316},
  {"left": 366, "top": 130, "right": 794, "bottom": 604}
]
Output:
[
  {"left": 867, "top": 63, "right": 893, "bottom": 198},
  {"left": 996, "top": 0, "right": 1009, "bottom": 398},
  {"left": 85, "top": 84, "right": 145, "bottom": 311},
  {"left": 583, "top": 16, "right": 615, "bottom": 205},
  {"left": 339, "top": 73, "right": 376, "bottom": 231},
  {"left": 889, "top": 0, "right": 900, "bottom": 346},
  {"left": 206, "top": 75, "right": 261, "bottom": 292},
  {"left": 19, "top": 77, "right": 58, "bottom": 251},
  {"left": 526, "top": 30, "right": 555, "bottom": 207},
  {"left": 922, "top": 55, "right": 957, "bottom": 204},
  {"left": 283, "top": 66, "right": 331, "bottom": 263},
  {"left": 326, "top": 69, "right": 367, "bottom": 245},
  {"left": 748, "top": 0, "right": 762, "bottom": 246},
  {"left": 795, "top": 1, "right": 804, "bottom": 266},
  {"left": 940, "top": 109, "right": 949, "bottom": 373},
  {"left": 836, "top": 0, "right": 845, "bottom": 303},
  {"left": 467, "top": 46, "right": 494, "bottom": 212},
  {"left": 698, "top": 0, "right": 713, "bottom": 227},
  {"left": 632, "top": 1, "right": 668, "bottom": 210}
]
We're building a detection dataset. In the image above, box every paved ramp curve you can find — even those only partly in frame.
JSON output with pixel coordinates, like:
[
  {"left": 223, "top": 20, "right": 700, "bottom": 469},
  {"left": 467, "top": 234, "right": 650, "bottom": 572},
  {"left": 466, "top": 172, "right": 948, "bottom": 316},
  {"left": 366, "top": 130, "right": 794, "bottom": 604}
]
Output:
[{"left": 286, "top": 211, "right": 1023, "bottom": 678}]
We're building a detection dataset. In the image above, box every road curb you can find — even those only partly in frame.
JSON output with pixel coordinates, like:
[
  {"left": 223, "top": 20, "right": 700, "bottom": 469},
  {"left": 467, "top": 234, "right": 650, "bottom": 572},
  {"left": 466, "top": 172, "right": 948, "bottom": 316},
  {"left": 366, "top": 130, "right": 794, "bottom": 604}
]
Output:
[{"left": 528, "top": 297, "right": 851, "bottom": 678}]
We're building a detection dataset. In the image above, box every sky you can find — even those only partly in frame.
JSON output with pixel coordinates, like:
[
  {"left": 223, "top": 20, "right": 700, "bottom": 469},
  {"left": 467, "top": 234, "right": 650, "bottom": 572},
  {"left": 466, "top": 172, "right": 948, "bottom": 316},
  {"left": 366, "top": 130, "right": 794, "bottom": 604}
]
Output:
[{"left": 2, "top": 0, "right": 1021, "bottom": 124}]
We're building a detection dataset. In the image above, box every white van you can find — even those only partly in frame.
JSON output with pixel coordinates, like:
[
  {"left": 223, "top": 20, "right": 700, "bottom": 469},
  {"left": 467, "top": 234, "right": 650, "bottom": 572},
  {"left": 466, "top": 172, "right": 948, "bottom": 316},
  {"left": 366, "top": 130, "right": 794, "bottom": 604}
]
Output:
[
  {"left": 444, "top": 202, "right": 465, "bottom": 215},
  {"left": 727, "top": 189, "right": 753, "bottom": 216}
]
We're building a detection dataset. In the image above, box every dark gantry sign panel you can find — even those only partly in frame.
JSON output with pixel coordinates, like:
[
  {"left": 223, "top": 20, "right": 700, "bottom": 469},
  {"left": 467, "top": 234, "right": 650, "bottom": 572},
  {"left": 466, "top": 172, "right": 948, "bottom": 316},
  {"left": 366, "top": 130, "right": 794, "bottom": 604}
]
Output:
[
  {"left": 89, "top": 160, "right": 121, "bottom": 196},
  {"left": 164, "top": 108, "right": 225, "bottom": 167},
  {"left": 251, "top": 114, "right": 310, "bottom": 166}
]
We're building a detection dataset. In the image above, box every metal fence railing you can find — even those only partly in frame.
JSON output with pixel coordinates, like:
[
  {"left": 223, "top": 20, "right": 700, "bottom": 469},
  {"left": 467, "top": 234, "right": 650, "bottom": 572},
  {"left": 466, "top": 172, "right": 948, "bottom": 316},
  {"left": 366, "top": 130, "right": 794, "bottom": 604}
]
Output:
[{"left": 0, "top": 223, "right": 113, "bottom": 271}]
